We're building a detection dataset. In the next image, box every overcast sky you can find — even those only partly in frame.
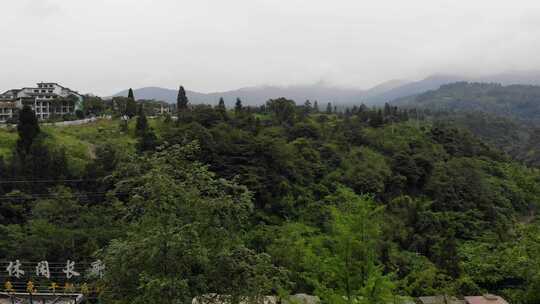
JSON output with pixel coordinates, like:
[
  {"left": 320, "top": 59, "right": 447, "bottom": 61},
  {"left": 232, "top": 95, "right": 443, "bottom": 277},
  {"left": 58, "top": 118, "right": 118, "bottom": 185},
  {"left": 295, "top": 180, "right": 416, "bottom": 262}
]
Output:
[{"left": 2, "top": 0, "right": 540, "bottom": 95}]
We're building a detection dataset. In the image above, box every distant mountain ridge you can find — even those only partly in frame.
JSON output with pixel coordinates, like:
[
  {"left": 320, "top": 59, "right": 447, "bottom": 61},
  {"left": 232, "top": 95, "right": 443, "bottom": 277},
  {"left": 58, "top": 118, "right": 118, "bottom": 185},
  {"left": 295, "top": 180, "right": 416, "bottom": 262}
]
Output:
[
  {"left": 392, "top": 81, "right": 540, "bottom": 167},
  {"left": 372, "top": 70, "right": 540, "bottom": 104},
  {"left": 394, "top": 81, "right": 540, "bottom": 122},
  {"left": 113, "top": 84, "right": 367, "bottom": 107},
  {"left": 112, "top": 70, "right": 540, "bottom": 106},
  {"left": 363, "top": 74, "right": 464, "bottom": 104}
]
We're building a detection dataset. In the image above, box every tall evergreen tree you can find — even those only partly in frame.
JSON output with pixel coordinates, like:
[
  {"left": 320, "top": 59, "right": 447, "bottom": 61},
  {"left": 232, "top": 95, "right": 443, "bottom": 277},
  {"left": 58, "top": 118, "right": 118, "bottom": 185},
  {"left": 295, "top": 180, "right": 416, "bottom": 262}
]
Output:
[
  {"left": 326, "top": 102, "right": 333, "bottom": 114},
  {"left": 217, "top": 97, "right": 228, "bottom": 120},
  {"left": 235, "top": 98, "right": 243, "bottom": 114},
  {"left": 304, "top": 100, "right": 312, "bottom": 111},
  {"left": 384, "top": 103, "right": 392, "bottom": 117},
  {"left": 125, "top": 88, "right": 137, "bottom": 118},
  {"left": 313, "top": 101, "right": 319, "bottom": 113},
  {"left": 176, "top": 86, "right": 189, "bottom": 124},
  {"left": 16, "top": 105, "right": 40, "bottom": 156},
  {"left": 177, "top": 86, "right": 189, "bottom": 112},
  {"left": 218, "top": 97, "right": 226, "bottom": 110},
  {"left": 128, "top": 88, "right": 135, "bottom": 100},
  {"left": 135, "top": 104, "right": 149, "bottom": 137},
  {"left": 301, "top": 100, "right": 312, "bottom": 119},
  {"left": 135, "top": 104, "right": 157, "bottom": 152}
]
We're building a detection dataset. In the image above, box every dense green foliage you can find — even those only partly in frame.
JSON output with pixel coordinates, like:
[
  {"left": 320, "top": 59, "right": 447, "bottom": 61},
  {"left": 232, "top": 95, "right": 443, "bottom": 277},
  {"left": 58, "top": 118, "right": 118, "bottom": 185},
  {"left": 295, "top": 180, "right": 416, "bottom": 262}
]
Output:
[
  {"left": 396, "top": 82, "right": 540, "bottom": 122},
  {"left": 1, "top": 100, "right": 539, "bottom": 303},
  {"left": 395, "top": 82, "right": 540, "bottom": 167}
]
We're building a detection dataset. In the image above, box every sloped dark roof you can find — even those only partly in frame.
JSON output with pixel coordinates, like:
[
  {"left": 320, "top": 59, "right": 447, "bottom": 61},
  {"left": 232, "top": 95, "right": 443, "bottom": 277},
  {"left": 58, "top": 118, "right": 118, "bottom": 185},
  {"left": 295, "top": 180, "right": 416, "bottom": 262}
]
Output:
[
  {"left": 465, "top": 295, "right": 509, "bottom": 304},
  {"left": 418, "top": 296, "right": 465, "bottom": 304},
  {"left": 0, "top": 292, "right": 84, "bottom": 304}
]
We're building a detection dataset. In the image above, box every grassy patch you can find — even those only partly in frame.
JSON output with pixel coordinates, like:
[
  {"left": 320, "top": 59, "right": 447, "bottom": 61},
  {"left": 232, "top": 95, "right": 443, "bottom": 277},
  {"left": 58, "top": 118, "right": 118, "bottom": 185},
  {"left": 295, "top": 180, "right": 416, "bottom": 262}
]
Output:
[
  {"left": 0, "top": 127, "right": 17, "bottom": 160},
  {"left": 1, "top": 119, "right": 137, "bottom": 175},
  {"left": 46, "top": 119, "right": 135, "bottom": 145}
]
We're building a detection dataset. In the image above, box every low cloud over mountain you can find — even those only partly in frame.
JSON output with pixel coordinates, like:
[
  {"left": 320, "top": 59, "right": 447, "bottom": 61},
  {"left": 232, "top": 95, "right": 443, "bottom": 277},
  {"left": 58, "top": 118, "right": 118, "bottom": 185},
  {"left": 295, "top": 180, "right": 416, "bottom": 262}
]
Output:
[{"left": 113, "top": 70, "right": 540, "bottom": 106}]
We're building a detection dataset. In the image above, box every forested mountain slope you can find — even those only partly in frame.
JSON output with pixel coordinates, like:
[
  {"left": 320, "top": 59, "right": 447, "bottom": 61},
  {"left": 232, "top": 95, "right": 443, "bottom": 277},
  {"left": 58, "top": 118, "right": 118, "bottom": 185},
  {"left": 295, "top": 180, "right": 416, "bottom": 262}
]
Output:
[
  {"left": 0, "top": 102, "right": 539, "bottom": 303},
  {"left": 394, "top": 82, "right": 540, "bottom": 167},
  {"left": 395, "top": 82, "right": 540, "bottom": 122}
]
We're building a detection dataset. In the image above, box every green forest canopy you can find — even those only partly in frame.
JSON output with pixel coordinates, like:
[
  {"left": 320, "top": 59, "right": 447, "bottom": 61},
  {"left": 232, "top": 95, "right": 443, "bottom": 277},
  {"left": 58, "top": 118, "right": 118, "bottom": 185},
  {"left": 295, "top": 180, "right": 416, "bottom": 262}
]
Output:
[{"left": 0, "top": 97, "right": 539, "bottom": 304}]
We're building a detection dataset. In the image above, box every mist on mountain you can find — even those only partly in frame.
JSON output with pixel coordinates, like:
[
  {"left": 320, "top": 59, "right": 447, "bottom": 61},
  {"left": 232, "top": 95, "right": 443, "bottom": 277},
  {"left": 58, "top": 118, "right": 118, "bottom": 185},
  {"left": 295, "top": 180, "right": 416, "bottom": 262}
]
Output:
[{"left": 112, "top": 70, "right": 540, "bottom": 107}]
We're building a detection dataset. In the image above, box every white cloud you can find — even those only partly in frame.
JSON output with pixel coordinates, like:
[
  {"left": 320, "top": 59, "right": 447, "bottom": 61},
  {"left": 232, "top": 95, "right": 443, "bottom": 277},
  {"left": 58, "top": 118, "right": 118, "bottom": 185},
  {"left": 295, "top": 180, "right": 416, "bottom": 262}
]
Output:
[
  {"left": 1, "top": 0, "right": 540, "bottom": 95},
  {"left": 20, "top": 0, "right": 64, "bottom": 18}
]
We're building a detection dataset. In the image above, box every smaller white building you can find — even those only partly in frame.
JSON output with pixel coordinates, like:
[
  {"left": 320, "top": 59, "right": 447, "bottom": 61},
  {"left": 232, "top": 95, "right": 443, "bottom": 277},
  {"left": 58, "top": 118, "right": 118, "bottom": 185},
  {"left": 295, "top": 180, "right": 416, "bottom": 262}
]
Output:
[{"left": 0, "top": 82, "right": 83, "bottom": 122}]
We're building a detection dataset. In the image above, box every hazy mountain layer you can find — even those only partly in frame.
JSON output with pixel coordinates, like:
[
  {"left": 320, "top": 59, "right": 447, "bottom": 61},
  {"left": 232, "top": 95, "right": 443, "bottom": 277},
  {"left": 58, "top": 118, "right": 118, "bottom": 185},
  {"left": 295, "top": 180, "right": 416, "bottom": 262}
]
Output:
[
  {"left": 112, "top": 70, "right": 540, "bottom": 106},
  {"left": 394, "top": 82, "right": 540, "bottom": 122}
]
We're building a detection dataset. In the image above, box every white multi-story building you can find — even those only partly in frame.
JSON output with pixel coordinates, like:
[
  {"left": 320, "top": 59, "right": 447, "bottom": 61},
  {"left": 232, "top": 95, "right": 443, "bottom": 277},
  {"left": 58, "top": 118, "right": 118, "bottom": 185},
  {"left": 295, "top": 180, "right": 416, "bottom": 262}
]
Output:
[{"left": 0, "top": 82, "right": 83, "bottom": 122}]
